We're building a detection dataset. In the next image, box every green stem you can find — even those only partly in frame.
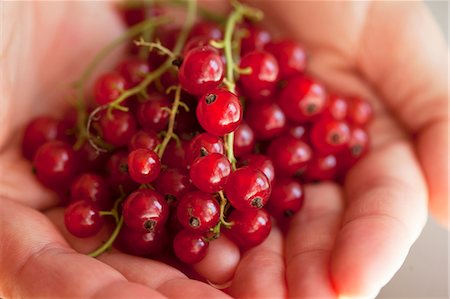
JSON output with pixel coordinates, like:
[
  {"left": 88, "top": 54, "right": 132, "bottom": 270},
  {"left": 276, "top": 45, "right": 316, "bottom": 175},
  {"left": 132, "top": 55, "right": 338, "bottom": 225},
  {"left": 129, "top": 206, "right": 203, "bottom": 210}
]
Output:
[
  {"left": 74, "top": 16, "right": 170, "bottom": 149},
  {"left": 157, "top": 85, "right": 182, "bottom": 158},
  {"left": 218, "top": 191, "right": 233, "bottom": 227},
  {"left": 88, "top": 216, "right": 124, "bottom": 258}
]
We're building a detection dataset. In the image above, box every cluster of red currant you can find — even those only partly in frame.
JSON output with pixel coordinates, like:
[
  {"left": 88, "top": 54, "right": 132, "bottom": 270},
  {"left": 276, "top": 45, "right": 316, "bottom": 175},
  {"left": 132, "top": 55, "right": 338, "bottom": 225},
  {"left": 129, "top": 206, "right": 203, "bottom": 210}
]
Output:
[{"left": 22, "top": 1, "right": 372, "bottom": 265}]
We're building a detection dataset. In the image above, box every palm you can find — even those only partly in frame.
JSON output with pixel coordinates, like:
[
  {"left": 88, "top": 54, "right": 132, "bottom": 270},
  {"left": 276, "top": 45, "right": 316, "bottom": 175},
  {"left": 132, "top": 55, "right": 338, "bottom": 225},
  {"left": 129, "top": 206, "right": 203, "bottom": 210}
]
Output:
[{"left": 1, "top": 1, "right": 447, "bottom": 299}]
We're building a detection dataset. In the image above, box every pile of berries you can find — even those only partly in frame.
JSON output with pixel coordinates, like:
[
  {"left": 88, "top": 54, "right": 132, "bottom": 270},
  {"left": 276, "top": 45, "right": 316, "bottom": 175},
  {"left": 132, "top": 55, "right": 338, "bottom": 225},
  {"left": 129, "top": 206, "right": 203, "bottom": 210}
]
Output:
[{"left": 22, "top": 1, "right": 372, "bottom": 265}]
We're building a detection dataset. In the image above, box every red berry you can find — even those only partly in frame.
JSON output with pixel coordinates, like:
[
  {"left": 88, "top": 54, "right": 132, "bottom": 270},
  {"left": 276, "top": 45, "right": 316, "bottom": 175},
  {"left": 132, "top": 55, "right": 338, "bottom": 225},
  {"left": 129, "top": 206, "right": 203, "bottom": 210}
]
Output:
[
  {"left": 178, "top": 46, "right": 224, "bottom": 96},
  {"left": 189, "top": 21, "right": 223, "bottom": 40},
  {"left": 323, "top": 95, "right": 348, "bottom": 121},
  {"left": 279, "top": 76, "right": 327, "bottom": 123},
  {"left": 189, "top": 153, "right": 231, "bottom": 193},
  {"left": 94, "top": 72, "right": 127, "bottom": 105},
  {"left": 33, "top": 141, "right": 78, "bottom": 190},
  {"left": 285, "top": 123, "right": 310, "bottom": 142},
  {"left": 310, "top": 119, "right": 351, "bottom": 154},
  {"left": 346, "top": 97, "right": 373, "bottom": 126},
  {"left": 267, "top": 135, "right": 312, "bottom": 176},
  {"left": 106, "top": 150, "right": 139, "bottom": 194},
  {"left": 245, "top": 102, "right": 286, "bottom": 140},
  {"left": 154, "top": 168, "right": 194, "bottom": 205},
  {"left": 173, "top": 229, "right": 209, "bottom": 264},
  {"left": 183, "top": 36, "right": 216, "bottom": 56},
  {"left": 98, "top": 109, "right": 137, "bottom": 147},
  {"left": 128, "top": 130, "right": 161, "bottom": 151},
  {"left": 267, "top": 179, "right": 304, "bottom": 219},
  {"left": 116, "top": 226, "right": 167, "bottom": 257},
  {"left": 225, "top": 209, "right": 271, "bottom": 249},
  {"left": 123, "top": 189, "right": 169, "bottom": 232},
  {"left": 233, "top": 122, "right": 255, "bottom": 157},
  {"left": 239, "top": 51, "right": 279, "bottom": 101},
  {"left": 117, "top": 57, "right": 151, "bottom": 87},
  {"left": 305, "top": 153, "right": 338, "bottom": 181},
  {"left": 186, "top": 133, "right": 224, "bottom": 165},
  {"left": 196, "top": 88, "right": 242, "bottom": 136},
  {"left": 161, "top": 139, "right": 189, "bottom": 170},
  {"left": 76, "top": 141, "right": 109, "bottom": 173},
  {"left": 177, "top": 191, "right": 220, "bottom": 232},
  {"left": 70, "top": 173, "right": 111, "bottom": 210},
  {"left": 127, "top": 149, "right": 161, "bottom": 184},
  {"left": 339, "top": 127, "right": 370, "bottom": 170},
  {"left": 64, "top": 200, "right": 103, "bottom": 238},
  {"left": 238, "top": 154, "right": 275, "bottom": 184},
  {"left": 265, "top": 40, "right": 306, "bottom": 79},
  {"left": 224, "top": 166, "right": 271, "bottom": 210},
  {"left": 240, "top": 25, "right": 272, "bottom": 55},
  {"left": 22, "top": 116, "right": 58, "bottom": 160},
  {"left": 137, "top": 95, "right": 170, "bottom": 132}
]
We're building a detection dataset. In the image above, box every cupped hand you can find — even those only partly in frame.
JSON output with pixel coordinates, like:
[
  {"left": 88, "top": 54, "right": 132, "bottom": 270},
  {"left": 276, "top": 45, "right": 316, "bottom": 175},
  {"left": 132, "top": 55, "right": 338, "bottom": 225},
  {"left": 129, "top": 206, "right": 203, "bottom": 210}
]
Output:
[{"left": 0, "top": 1, "right": 448, "bottom": 299}]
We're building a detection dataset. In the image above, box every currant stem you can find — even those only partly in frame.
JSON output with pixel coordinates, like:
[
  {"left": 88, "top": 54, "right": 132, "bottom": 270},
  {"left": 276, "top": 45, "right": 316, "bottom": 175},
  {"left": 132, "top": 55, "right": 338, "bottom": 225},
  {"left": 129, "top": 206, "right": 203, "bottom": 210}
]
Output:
[
  {"left": 218, "top": 191, "right": 233, "bottom": 227},
  {"left": 88, "top": 216, "right": 124, "bottom": 258},
  {"left": 157, "top": 85, "right": 182, "bottom": 158},
  {"left": 73, "top": 16, "right": 170, "bottom": 149}
]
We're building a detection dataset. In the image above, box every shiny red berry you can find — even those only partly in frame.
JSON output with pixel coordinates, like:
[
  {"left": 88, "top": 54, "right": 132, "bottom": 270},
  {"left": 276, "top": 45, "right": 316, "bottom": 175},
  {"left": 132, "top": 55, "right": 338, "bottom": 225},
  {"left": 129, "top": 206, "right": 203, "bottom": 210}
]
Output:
[
  {"left": 98, "top": 109, "right": 137, "bottom": 147},
  {"left": 127, "top": 149, "right": 161, "bottom": 184},
  {"left": 323, "top": 95, "right": 348, "bottom": 121},
  {"left": 233, "top": 122, "right": 255, "bottom": 157},
  {"left": 33, "top": 141, "right": 78, "bottom": 189},
  {"left": 94, "top": 72, "right": 127, "bottom": 105},
  {"left": 239, "top": 51, "right": 279, "bottom": 101},
  {"left": 305, "top": 153, "right": 338, "bottom": 181},
  {"left": 346, "top": 97, "right": 373, "bottom": 126},
  {"left": 137, "top": 95, "right": 170, "bottom": 131},
  {"left": 179, "top": 46, "right": 224, "bottom": 96},
  {"left": 22, "top": 116, "right": 58, "bottom": 160},
  {"left": 238, "top": 154, "right": 275, "bottom": 184},
  {"left": 128, "top": 130, "right": 161, "bottom": 151},
  {"left": 279, "top": 76, "right": 327, "bottom": 123},
  {"left": 123, "top": 189, "right": 169, "bottom": 232},
  {"left": 267, "top": 179, "right": 304, "bottom": 219},
  {"left": 70, "top": 173, "right": 111, "bottom": 210},
  {"left": 245, "top": 102, "right": 286, "bottom": 140},
  {"left": 189, "top": 21, "right": 223, "bottom": 40},
  {"left": 267, "top": 135, "right": 312, "bottom": 176},
  {"left": 117, "top": 57, "right": 151, "bottom": 87},
  {"left": 265, "top": 40, "right": 306, "bottom": 79},
  {"left": 339, "top": 127, "right": 370, "bottom": 170},
  {"left": 240, "top": 25, "right": 272, "bottom": 55},
  {"left": 116, "top": 226, "right": 167, "bottom": 257},
  {"left": 189, "top": 153, "right": 231, "bottom": 193},
  {"left": 154, "top": 168, "right": 194, "bottom": 205},
  {"left": 177, "top": 191, "right": 220, "bottom": 232},
  {"left": 310, "top": 119, "right": 351, "bottom": 154},
  {"left": 106, "top": 150, "right": 139, "bottom": 194},
  {"left": 196, "top": 88, "right": 242, "bottom": 136},
  {"left": 161, "top": 140, "right": 189, "bottom": 170},
  {"left": 186, "top": 133, "right": 224, "bottom": 165},
  {"left": 224, "top": 166, "right": 271, "bottom": 210},
  {"left": 285, "top": 123, "right": 310, "bottom": 142},
  {"left": 173, "top": 229, "right": 209, "bottom": 264},
  {"left": 64, "top": 200, "right": 103, "bottom": 238},
  {"left": 225, "top": 208, "right": 271, "bottom": 249}
]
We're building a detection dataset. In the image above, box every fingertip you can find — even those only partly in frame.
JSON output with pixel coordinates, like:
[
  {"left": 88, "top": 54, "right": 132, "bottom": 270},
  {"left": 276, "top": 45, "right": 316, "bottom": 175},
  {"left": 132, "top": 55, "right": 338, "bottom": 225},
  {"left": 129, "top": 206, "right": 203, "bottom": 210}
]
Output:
[{"left": 193, "top": 234, "right": 240, "bottom": 285}]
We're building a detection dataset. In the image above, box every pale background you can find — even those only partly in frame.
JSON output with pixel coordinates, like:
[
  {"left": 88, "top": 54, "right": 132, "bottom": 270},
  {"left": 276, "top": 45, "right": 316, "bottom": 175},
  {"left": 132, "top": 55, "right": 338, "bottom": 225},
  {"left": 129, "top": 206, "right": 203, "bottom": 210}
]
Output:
[{"left": 377, "top": 2, "right": 449, "bottom": 298}]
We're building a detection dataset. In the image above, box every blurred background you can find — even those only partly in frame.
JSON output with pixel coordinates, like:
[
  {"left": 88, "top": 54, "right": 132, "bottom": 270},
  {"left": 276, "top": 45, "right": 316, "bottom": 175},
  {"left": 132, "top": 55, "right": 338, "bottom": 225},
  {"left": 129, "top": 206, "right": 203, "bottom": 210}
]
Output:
[{"left": 377, "top": 2, "right": 449, "bottom": 298}]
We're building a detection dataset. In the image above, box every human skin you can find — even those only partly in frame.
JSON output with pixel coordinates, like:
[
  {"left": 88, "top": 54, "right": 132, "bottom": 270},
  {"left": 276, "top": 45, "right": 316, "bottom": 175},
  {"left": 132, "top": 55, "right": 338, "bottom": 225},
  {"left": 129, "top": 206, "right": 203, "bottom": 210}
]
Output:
[{"left": 0, "top": 1, "right": 448, "bottom": 298}]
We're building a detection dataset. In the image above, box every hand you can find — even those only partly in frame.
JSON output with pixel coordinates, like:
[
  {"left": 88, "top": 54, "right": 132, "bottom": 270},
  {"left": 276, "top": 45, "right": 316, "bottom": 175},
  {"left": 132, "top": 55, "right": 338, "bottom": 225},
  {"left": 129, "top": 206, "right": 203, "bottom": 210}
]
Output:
[{"left": 1, "top": 1, "right": 448, "bottom": 299}]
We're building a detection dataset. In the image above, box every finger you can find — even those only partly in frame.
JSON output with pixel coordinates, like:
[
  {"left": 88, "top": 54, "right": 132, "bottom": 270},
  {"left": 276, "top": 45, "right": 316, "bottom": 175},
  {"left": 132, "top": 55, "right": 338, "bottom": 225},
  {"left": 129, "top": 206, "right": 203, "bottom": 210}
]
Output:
[
  {"left": 227, "top": 224, "right": 286, "bottom": 299},
  {"left": 0, "top": 198, "right": 164, "bottom": 299},
  {"left": 331, "top": 141, "right": 428, "bottom": 298},
  {"left": 356, "top": 2, "right": 449, "bottom": 227},
  {"left": 285, "top": 183, "right": 344, "bottom": 298}
]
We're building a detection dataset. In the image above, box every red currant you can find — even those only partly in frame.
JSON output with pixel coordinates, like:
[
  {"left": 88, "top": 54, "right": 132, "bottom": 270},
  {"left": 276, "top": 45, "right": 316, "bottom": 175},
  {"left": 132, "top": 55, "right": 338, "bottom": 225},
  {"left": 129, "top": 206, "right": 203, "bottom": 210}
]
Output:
[
  {"left": 189, "top": 21, "right": 223, "bottom": 40},
  {"left": 265, "top": 40, "right": 306, "bottom": 79},
  {"left": 310, "top": 119, "right": 351, "bottom": 154},
  {"left": 106, "top": 150, "right": 139, "bottom": 194},
  {"left": 189, "top": 153, "right": 231, "bottom": 193},
  {"left": 239, "top": 50, "right": 279, "bottom": 101},
  {"left": 127, "top": 148, "right": 161, "bottom": 184},
  {"left": 137, "top": 95, "right": 170, "bottom": 131},
  {"left": 346, "top": 97, "right": 373, "bottom": 126},
  {"left": 178, "top": 46, "right": 224, "bottom": 96},
  {"left": 117, "top": 57, "right": 151, "bottom": 87},
  {"left": 128, "top": 129, "right": 161, "bottom": 151},
  {"left": 154, "top": 168, "right": 194, "bottom": 205},
  {"left": 70, "top": 173, "right": 111, "bottom": 210},
  {"left": 161, "top": 139, "right": 189, "bottom": 170},
  {"left": 267, "top": 135, "right": 312, "bottom": 176},
  {"left": 233, "top": 122, "right": 255, "bottom": 157},
  {"left": 267, "top": 179, "right": 304, "bottom": 219},
  {"left": 225, "top": 208, "right": 271, "bottom": 249},
  {"left": 98, "top": 109, "right": 137, "bottom": 147},
  {"left": 186, "top": 133, "right": 224, "bottom": 165},
  {"left": 196, "top": 88, "right": 242, "bottom": 136},
  {"left": 238, "top": 154, "right": 275, "bottom": 184},
  {"left": 94, "top": 72, "right": 127, "bottom": 105},
  {"left": 323, "top": 95, "right": 348, "bottom": 121},
  {"left": 339, "top": 127, "right": 370, "bottom": 170},
  {"left": 123, "top": 189, "right": 169, "bottom": 232},
  {"left": 245, "top": 102, "right": 286, "bottom": 140},
  {"left": 22, "top": 116, "right": 58, "bottom": 160},
  {"left": 173, "top": 229, "right": 209, "bottom": 264},
  {"left": 177, "top": 191, "right": 220, "bottom": 232},
  {"left": 240, "top": 25, "right": 272, "bottom": 55},
  {"left": 116, "top": 226, "right": 167, "bottom": 257},
  {"left": 305, "top": 153, "right": 338, "bottom": 181},
  {"left": 64, "top": 200, "right": 103, "bottom": 238},
  {"left": 279, "top": 76, "right": 327, "bottom": 123},
  {"left": 224, "top": 166, "right": 271, "bottom": 210}
]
